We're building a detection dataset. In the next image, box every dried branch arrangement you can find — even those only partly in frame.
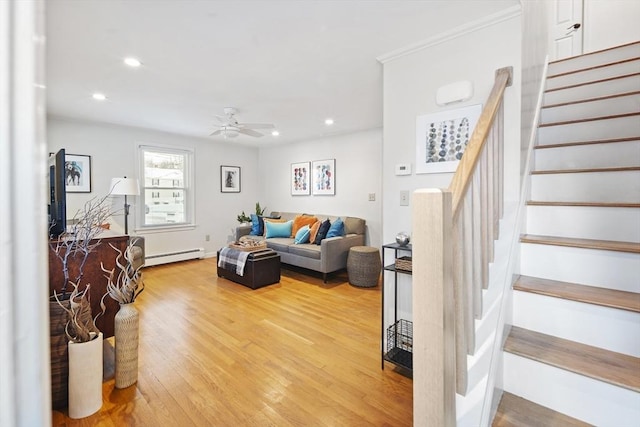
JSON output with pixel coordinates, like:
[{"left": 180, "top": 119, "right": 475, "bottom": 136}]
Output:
[
  {"left": 54, "top": 281, "right": 101, "bottom": 342},
  {"left": 50, "top": 193, "right": 113, "bottom": 297},
  {"left": 101, "top": 238, "right": 144, "bottom": 305}
]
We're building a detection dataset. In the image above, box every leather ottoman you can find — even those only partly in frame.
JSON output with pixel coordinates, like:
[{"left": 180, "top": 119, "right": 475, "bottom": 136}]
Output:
[{"left": 217, "top": 249, "right": 281, "bottom": 289}]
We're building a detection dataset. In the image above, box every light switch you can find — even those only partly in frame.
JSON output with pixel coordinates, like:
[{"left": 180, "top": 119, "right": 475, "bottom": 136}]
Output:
[
  {"left": 368, "top": 193, "right": 376, "bottom": 201},
  {"left": 400, "top": 191, "right": 410, "bottom": 206}
]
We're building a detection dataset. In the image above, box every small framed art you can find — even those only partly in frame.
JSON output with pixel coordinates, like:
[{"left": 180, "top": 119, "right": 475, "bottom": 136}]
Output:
[
  {"left": 221, "top": 165, "right": 241, "bottom": 193},
  {"left": 291, "top": 162, "right": 310, "bottom": 195},
  {"left": 64, "top": 154, "right": 92, "bottom": 193},
  {"left": 312, "top": 159, "right": 335, "bottom": 195}
]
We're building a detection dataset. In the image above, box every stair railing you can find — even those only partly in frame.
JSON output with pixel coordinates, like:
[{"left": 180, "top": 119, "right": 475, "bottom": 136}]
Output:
[{"left": 412, "top": 67, "right": 512, "bottom": 426}]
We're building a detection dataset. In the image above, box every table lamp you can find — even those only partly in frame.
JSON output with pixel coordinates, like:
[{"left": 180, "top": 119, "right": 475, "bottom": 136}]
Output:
[{"left": 110, "top": 176, "right": 139, "bottom": 235}]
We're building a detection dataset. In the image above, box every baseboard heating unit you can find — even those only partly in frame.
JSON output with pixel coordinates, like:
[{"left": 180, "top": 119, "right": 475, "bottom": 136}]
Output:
[{"left": 145, "top": 248, "right": 205, "bottom": 267}]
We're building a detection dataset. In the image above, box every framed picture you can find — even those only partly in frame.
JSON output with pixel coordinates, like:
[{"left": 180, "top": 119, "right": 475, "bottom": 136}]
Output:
[
  {"left": 220, "top": 165, "right": 241, "bottom": 193},
  {"left": 291, "top": 162, "right": 310, "bottom": 195},
  {"left": 415, "top": 104, "right": 482, "bottom": 174},
  {"left": 312, "top": 159, "right": 336, "bottom": 195},
  {"left": 64, "top": 154, "right": 92, "bottom": 193}
]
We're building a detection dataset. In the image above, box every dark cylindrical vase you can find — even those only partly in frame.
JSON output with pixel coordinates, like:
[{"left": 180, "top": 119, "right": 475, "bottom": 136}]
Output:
[{"left": 49, "top": 298, "right": 70, "bottom": 409}]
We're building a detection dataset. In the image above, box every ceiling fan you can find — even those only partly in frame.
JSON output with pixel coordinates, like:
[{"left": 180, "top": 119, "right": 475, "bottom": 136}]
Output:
[{"left": 209, "top": 107, "right": 275, "bottom": 138}]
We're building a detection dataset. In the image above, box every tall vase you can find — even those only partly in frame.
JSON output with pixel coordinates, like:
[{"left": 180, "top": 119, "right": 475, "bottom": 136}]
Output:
[
  {"left": 49, "top": 298, "right": 70, "bottom": 409},
  {"left": 114, "top": 302, "right": 139, "bottom": 389},
  {"left": 68, "top": 332, "right": 103, "bottom": 419}
]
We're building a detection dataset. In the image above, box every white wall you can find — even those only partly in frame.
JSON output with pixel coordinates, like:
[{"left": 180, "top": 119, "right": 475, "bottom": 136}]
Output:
[
  {"left": 584, "top": 0, "right": 640, "bottom": 53},
  {"left": 381, "top": 14, "right": 522, "bottom": 325},
  {"left": 258, "top": 128, "right": 383, "bottom": 250},
  {"left": 47, "top": 117, "right": 261, "bottom": 257}
]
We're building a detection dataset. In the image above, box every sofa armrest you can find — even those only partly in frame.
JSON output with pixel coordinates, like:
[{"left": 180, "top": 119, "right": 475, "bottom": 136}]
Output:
[
  {"left": 235, "top": 225, "right": 252, "bottom": 241},
  {"left": 320, "top": 234, "right": 365, "bottom": 273}
]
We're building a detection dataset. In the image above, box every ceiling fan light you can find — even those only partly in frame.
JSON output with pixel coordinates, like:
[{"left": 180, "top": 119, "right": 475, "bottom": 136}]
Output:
[
  {"left": 224, "top": 129, "right": 239, "bottom": 138},
  {"left": 271, "top": 130, "right": 280, "bottom": 136}
]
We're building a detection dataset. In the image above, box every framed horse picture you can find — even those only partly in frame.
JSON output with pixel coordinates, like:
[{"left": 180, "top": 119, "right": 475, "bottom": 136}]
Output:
[{"left": 64, "top": 154, "right": 92, "bottom": 193}]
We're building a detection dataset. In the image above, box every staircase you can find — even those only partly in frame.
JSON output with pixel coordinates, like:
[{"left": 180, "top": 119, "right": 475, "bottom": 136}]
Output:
[{"left": 494, "top": 42, "right": 640, "bottom": 426}]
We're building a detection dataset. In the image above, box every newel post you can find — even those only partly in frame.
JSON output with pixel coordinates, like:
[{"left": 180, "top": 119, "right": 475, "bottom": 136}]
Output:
[{"left": 412, "top": 189, "right": 455, "bottom": 427}]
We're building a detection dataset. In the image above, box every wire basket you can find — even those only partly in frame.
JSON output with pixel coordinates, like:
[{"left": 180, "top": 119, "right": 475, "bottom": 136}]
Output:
[{"left": 385, "top": 319, "right": 413, "bottom": 370}]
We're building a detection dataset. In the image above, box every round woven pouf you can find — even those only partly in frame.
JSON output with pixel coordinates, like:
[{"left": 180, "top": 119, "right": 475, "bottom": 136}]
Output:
[{"left": 347, "top": 246, "right": 381, "bottom": 288}]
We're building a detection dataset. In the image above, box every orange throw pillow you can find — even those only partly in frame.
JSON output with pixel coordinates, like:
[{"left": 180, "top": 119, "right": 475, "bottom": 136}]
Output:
[
  {"left": 291, "top": 215, "right": 318, "bottom": 237},
  {"left": 308, "top": 220, "right": 321, "bottom": 243}
]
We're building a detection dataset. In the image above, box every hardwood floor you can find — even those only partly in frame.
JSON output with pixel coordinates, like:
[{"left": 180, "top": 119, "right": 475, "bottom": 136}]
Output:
[{"left": 52, "top": 258, "right": 413, "bottom": 426}]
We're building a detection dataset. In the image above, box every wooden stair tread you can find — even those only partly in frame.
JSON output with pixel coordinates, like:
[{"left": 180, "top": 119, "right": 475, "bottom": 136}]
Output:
[
  {"left": 545, "top": 72, "right": 640, "bottom": 93},
  {"left": 514, "top": 275, "right": 640, "bottom": 313},
  {"left": 542, "top": 90, "right": 640, "bottom": 109},
  {"left": 520, "top": 234, "right": 640, "bottom": 254},
  {"left": 534, "top": 136, "right": 639, "bottom": 150},
  {"left": 504, "top": 326, "right": 640, "bottom": 392},
  {"left": 492, "top": 392, "right": 591, "bottom": 427},
  {"left": 547, "top": 57, "right": 640, "bottom": 80},
  {"left": 548, "top": 40, "right": 640, "bottom": 66},
  {"left": 539, "top": 112, "right": 640, "bottom": 128},
  {"left": 527, "top": 201, "right": 640, "bottom": 208},
  {"left": 531, "top": 166, "right": 640, "bottom": 175}
]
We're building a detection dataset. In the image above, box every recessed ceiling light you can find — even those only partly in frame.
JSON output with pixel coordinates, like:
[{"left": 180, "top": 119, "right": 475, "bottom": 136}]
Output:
[
  {"left": 271, "top": 130, "right": 280, "bottom": 136},
  {"left": 124, "top": 57, "right": 142, "bottom": 67},
  {"left": 92, "top": 93, "right": 107, "bottom": 101},
  {"left": 325, "top": 118, "right": 334, "bottom": 126}
]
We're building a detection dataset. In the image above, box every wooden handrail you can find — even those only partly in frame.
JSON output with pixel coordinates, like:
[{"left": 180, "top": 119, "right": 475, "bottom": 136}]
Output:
[{"left": 448, "top": 67, "right": 512, "bottom": 216}]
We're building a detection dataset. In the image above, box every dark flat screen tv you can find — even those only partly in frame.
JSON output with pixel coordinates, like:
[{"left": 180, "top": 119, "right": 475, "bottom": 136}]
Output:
[{"left": 49, "top": 149, "right": 66, "bottom": 237}]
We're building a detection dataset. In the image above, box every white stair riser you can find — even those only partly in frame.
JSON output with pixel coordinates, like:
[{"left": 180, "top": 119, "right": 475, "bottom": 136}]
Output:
[
  {"left": 546, "top": 59, "right": 640, "bottom": 91},
  {"left": 513, "top": 291, "right": 640, "bottom": 356},
  {"left": 548, "top": 42, "right": 640, "bottom": 76},
  {"left": 530, "top": 171, "right": 640, "bottom": 203},
  {"left": 520, "top": 243, "right": 640, "bottom": 293},
  {"left": 544, "top": 74, "right": 640, "bottom": 106},
  {"left": 503, "top": 353, "right": 640, "bottom": 426},
  {"left": 534, "top": 140, "right": 640, "bottom": 170},
  {"left": 540, "top": 93, "right": 640, "bottom": 124},
  {"left": 537, "top": 115, "right": 640, "bottom": 146},
  {"left": 526, "top": 205, "right": 640, "bottom": 242}
]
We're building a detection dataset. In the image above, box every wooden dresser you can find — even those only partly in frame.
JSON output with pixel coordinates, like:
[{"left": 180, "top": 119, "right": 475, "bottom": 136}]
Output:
[{"left": 49, "top": 234, "right": 128, "bottom": 338}]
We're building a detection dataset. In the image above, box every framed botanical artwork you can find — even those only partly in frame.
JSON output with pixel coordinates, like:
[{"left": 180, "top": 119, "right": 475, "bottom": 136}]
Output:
[
  {"left": 415, "top": 104, "right": 482, "bottom": 174},
  {"left": 220, "top": 165, "right": 241, "bottom": 193},
  {"left": 291, "top": 162, "right": 310, "bottom": 195},
  {"left": 312, "top": 159, "right": 335, "bottom": 195},
  {"left": 64, "top": 154, "right": 92, "bottom": 193}
]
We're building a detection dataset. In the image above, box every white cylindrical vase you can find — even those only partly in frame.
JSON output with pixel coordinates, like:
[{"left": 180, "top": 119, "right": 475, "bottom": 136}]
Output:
[
  {"left": 68, "top": 332, "right": 103, "bottom": 419},
  {"left": 115, "top": 303, "right": 139, "bottom": 389}
]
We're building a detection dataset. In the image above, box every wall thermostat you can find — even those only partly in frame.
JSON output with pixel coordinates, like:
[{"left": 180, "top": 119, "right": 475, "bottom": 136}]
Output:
[{"left": 395, "top": 163, "right": 411, "bottom": 176}]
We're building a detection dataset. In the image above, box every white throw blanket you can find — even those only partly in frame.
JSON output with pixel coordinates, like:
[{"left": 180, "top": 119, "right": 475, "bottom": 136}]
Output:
[{"left": 217, "top": 247, "right": 250, "bottom": 276}]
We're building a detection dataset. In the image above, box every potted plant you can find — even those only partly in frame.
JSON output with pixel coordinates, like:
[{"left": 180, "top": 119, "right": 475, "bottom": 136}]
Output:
[
  {"left": 49, "top": 194, "right": 112, "bottom": 410},
  {"left": 255, "top": 202, "right": 266, "bottom": 216},
  {"left": 101, "top": 238, "right": 145, "bottom": 389},
  {"left": 237, "top": 211, "right": 251, "bottom": 224}
]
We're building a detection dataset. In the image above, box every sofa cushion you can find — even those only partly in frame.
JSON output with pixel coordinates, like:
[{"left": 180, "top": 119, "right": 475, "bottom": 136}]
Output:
[
  {"left": 263, "top": 218, "right": 288, "bottom": 236},
  {"left": 326, "top": 217, "right": 345, "bottom": 238},
  {"left": 294, "top": 225, "right": 311, "bottom": 244},
  {"left": 344, "top": 216, "right": 365, "bottom": 235},
  {"left": 288, "top": 243, "right": 322, "bottom": 260},
  {"left": 291, "top": 214, "right": 318, "bottom": 237},
  {"left": 314, "top": 219, "right": 331, "bottom": 244},
  {"left": 266, "top": 238, "right": 294, "bottom": 253},
  {"left": 265, "top": 220, "right": 293, "bottom": 238}
]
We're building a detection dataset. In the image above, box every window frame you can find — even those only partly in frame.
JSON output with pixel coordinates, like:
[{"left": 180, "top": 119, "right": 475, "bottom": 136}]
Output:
[{"left": 137, "top": 143, "right": 195, "bottom": 231}]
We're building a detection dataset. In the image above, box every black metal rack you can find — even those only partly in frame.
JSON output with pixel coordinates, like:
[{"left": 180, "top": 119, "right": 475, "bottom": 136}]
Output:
[{"left": 381, "top": 242, "right": 413, "bottom": 373}]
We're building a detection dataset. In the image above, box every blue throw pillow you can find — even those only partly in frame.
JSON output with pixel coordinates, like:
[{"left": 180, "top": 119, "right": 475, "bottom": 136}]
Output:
[
  {"left": 265, "top": 220, "right": 293, "bottom": 238},
  {"left": 249, "top": 214, "right": 263, "bottom": 236},
  {"left": 294, "top": 225, "right": 311, "bottom": 244},
  {"left": 326, "top": 217, "right": 344, "bottom": 238},
  {"left": 314, "top": 219, "right": 331, "bottom": 245}
]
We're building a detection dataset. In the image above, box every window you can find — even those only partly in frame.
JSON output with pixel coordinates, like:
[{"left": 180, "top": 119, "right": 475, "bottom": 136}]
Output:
[{"left": 138, "top": 144, "right": 194, "bottom": 228}]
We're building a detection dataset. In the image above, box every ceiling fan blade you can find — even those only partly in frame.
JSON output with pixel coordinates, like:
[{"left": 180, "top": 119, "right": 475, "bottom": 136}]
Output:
[
  {"left": 209, "top": 130, "right": 223, "bottom": 136},
  {"left": 238, "top": 128, "right": 264, "bottom": 137},
  {"left": 238, "top": 123, "right": 275, "bottom": 129},
  {"left": 214, "top": 115, "right": 226, "bottom": 123}
]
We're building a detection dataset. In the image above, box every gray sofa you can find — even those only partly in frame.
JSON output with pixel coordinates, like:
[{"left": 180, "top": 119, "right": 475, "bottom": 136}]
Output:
[{"left": 236, "top": 212, "right": 366, "bottom": 282}]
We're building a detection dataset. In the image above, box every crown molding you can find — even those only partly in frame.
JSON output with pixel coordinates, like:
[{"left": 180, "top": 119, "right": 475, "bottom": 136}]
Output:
[{"left": 377, "top": 4, "right": 522, "bottom": 64}]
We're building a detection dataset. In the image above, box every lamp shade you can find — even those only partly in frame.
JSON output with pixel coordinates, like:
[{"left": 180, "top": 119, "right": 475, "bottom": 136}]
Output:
[{"left": 110, "top": 177, "right": 139, "bottom": 196}]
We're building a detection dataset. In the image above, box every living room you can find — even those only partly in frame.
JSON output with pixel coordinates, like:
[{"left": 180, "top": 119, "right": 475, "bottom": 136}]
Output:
[{"left": 5, "top": 0, "right": 639, "bottom": 426}]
